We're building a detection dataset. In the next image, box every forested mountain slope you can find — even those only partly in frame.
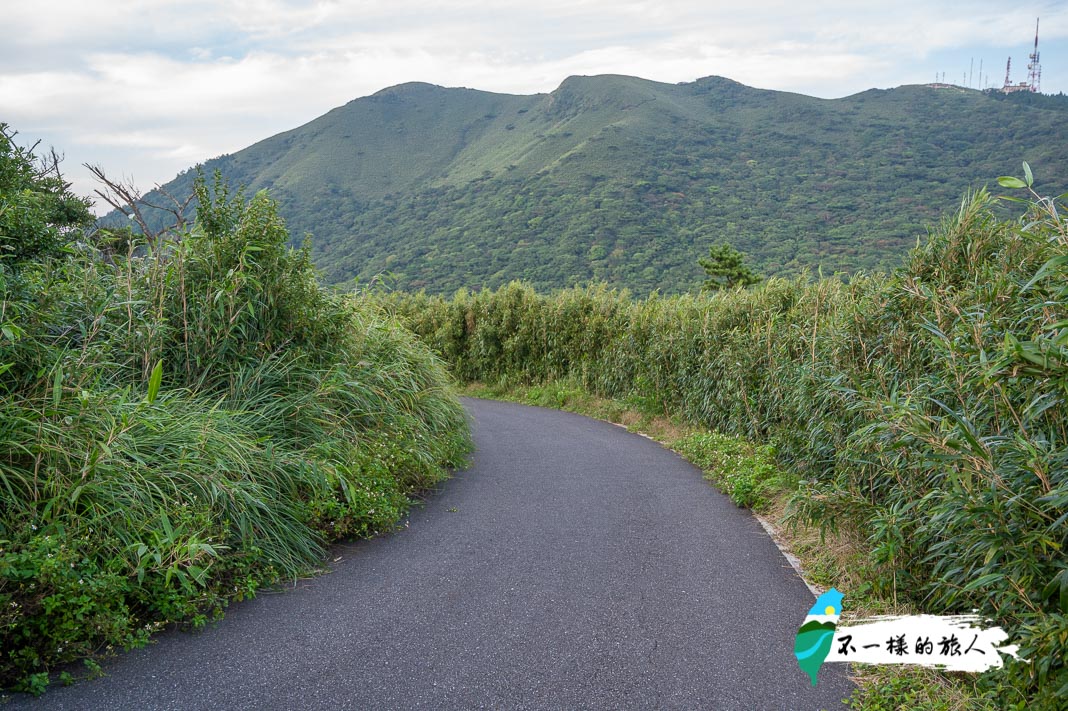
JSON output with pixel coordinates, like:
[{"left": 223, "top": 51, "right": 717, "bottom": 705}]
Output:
[{"left": 114, "top": 75, "right": 1068, "bottom": 294}]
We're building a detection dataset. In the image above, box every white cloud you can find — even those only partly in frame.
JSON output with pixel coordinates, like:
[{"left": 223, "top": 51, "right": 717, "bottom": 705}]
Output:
[{"left": 3, "top": 1, "right": 1065, "bottom": 211}]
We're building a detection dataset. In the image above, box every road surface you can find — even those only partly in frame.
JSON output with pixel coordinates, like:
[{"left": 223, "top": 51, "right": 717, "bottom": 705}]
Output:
[{"left": 10, "top": 398, "right": 853, "bottom": 709}]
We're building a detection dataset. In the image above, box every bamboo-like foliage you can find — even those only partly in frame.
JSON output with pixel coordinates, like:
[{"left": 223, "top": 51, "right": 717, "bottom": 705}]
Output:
[
  {"left": 383, "top": 187, "right": 1067, "bottom": 707},
  {"left": 1, "top": 167, "right": 470, "bottom": 693}
]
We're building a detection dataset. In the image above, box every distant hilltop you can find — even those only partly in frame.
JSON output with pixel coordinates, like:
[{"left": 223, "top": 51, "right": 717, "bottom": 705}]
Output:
[
  {"left": 932, "top": 18, "right": 1045, "bottom": 95},
  {"left": 105, "top": 74, "right": 1068, "bottom": 295}
]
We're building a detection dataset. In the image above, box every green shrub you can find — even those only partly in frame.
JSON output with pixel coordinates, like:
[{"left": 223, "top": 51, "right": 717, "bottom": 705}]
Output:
[
  {"left": 0, "top": 124, "right": 93, "bottom": 269},
  {"left": 671, "top": 433, "right": 786, "bottom": 509},
  {"left": 1, "top": 140, "right": 471, "bottom": 692}
]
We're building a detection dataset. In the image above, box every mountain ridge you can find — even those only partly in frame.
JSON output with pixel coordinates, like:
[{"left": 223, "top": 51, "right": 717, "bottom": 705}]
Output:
[{"left": 106, "top": 74, "right": 1068, "bottom": 294}]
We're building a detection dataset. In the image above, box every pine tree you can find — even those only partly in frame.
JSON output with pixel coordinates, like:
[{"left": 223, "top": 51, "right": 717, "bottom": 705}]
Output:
[{"left": 699, "top": 242, "right": 762, "bottom": 291}]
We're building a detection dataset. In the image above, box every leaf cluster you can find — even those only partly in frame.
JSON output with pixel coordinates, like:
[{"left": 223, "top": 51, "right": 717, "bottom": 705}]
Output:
[
  {"left": 0, "top": 124, "right": 93, "bottom": 270},
  {"left": 698, "top": 242, "right": 762, "bottom": 291}
]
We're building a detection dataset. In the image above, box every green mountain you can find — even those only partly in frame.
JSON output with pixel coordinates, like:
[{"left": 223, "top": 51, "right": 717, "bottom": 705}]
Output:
[{"left": 116, "top": 75, "right": 1068, "bottom": 294}]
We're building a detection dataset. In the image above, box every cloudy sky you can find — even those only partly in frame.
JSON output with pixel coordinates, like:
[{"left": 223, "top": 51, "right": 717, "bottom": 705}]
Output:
[{"left": 4, "top": 0, "right": 1066, "bottom": 211}]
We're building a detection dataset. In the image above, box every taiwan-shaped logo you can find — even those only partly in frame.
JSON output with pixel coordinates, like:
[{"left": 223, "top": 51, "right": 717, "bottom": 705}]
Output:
[{"left": 794, "top": 588, "right": 843, "bottom": 687}]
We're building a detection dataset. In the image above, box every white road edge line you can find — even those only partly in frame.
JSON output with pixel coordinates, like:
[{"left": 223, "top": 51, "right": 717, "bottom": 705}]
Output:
[
  {"left": 755, "top": 513, "right": 822, "bottom": 598},
  {"left": 610, "top": 419, "right": 822, "bottom": 598}
]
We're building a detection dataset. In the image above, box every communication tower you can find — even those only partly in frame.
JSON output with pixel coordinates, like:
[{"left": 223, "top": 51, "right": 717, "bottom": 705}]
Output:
[{"left": 1026, "top": 18, "right": 1041, "bottom": 92}]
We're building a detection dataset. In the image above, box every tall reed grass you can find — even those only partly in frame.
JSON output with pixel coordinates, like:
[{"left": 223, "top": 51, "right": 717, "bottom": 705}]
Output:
[
  {"left": 1, "top": 168, "right": 470, "bottom": 693},
  {"left": 384, "top": 187, "right": 1067, "bottom": 708}
]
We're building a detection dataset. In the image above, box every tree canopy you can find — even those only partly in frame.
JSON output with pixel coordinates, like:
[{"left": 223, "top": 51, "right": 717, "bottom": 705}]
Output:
[
  {"left": 0, "top": 124, "right": 93, "bottom": 271},
  {"left": 699, "top": 242, "right": 762, "bottom": 291}
]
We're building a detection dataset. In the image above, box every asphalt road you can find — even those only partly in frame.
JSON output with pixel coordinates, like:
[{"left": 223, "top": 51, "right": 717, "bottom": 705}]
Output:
[{"left": 10, "top": 398, "right": 853, "bottom": 710}]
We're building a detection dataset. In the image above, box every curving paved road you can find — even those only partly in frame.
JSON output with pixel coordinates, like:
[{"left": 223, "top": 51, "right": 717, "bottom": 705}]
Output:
[{"left": 10, "top": 398, "right": 853, "bottom": 710}]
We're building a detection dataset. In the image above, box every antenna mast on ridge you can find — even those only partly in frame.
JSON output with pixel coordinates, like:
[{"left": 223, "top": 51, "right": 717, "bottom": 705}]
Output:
[{"left": 1027, "top": 18, "right": 1041, "bottom": 92}]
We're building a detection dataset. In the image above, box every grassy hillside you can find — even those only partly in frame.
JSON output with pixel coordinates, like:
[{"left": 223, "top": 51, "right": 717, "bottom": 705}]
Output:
[{"left": 111, "top": 75, "right": 1068, "bottom": 295}]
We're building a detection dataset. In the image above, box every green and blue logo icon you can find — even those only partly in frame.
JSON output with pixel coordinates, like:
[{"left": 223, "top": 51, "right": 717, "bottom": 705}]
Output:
[{"left": 794, "top": 587, "right": 843, "bottom": 686}]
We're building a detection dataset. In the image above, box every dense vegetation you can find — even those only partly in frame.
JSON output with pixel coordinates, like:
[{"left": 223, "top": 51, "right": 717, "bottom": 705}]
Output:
[
  {"left": 382, "top": 181, "right": 1068, "bottom": 708},
  {"left": 106, "top": 76, "right": 1068, "bottom": 295},
  {"left": 0, "top": 126, "right": 470, "bottom": 694}
]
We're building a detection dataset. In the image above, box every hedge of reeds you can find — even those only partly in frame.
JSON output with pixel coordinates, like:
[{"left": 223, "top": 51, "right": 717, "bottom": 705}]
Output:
[
  {"left": 383, "top": 185, "right": 1068, "bottom": 708},
  {"left": 1, "top": 133, "right": 470, "bottom": 694}
]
